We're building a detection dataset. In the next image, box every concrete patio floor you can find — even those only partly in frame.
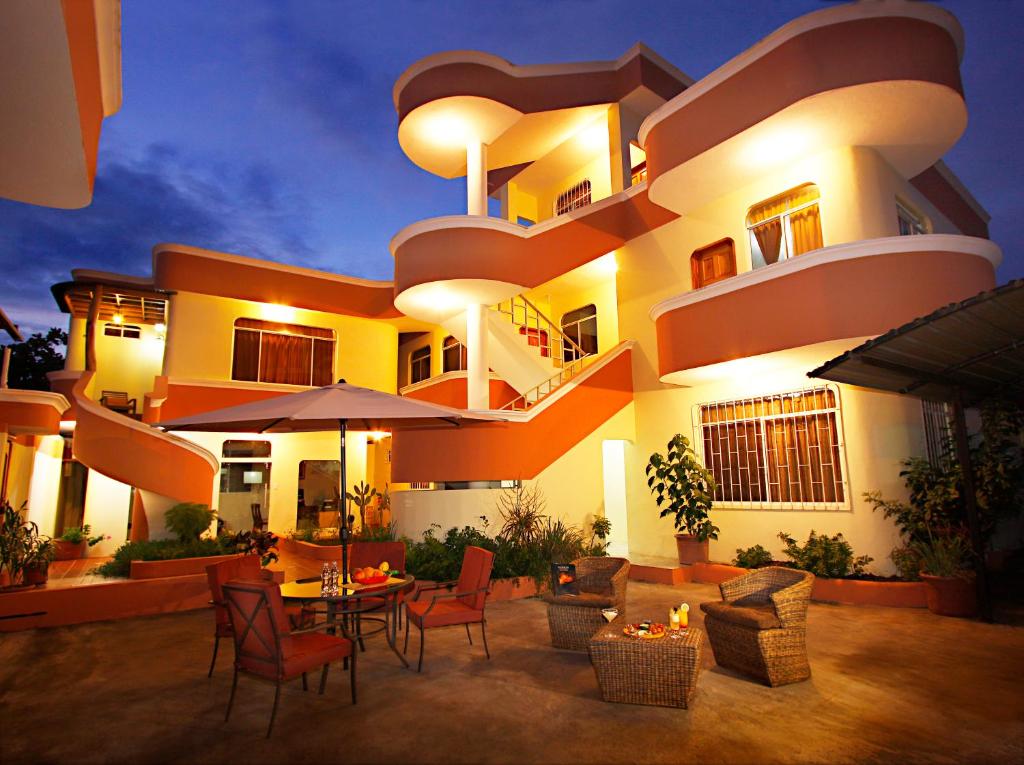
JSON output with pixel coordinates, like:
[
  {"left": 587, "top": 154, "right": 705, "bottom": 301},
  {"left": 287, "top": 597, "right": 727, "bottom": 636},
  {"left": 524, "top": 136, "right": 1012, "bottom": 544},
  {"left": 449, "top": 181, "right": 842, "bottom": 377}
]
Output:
[{"left": 1, "top": 580, "right": 1023, "bottom": 765}]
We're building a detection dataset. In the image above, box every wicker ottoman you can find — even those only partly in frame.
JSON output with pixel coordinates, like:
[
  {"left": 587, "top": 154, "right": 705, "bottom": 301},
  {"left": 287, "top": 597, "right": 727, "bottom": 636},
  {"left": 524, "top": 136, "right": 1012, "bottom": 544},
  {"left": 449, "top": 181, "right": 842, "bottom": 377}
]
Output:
[{"left": 589, "top": 627, "right": 704, "bottom": 709}]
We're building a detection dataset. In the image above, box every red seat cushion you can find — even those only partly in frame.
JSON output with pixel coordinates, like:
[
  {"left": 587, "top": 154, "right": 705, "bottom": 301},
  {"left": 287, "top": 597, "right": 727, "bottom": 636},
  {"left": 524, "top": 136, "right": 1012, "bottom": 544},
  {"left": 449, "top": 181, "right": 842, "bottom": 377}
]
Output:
[
  {"left": 406, "top": 599, "right": 483, "bottom": 629},
  {"left": 239, "top": 631, "right": 353, "bottom": 680}
]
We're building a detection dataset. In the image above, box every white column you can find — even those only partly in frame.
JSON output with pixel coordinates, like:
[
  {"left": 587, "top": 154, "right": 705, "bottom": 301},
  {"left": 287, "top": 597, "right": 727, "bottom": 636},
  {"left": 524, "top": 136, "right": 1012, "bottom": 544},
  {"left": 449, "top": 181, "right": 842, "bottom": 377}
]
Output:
[
  {"left": 601, "top": 439, "right": 631, "bottom": 558},
  {"left": 466, "top": 141, "right": 488, "bottom": 216},
  {"left": 466, "top": 303, "right": 489, "bottom": 409}
]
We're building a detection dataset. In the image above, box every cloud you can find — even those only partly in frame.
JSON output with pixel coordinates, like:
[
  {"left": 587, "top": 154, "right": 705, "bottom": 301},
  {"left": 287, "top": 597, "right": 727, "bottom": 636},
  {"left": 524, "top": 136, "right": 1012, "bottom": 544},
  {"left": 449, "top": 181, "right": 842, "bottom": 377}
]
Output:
[{"left": 0, "top": 143, "right": 321, "bottom": 336}]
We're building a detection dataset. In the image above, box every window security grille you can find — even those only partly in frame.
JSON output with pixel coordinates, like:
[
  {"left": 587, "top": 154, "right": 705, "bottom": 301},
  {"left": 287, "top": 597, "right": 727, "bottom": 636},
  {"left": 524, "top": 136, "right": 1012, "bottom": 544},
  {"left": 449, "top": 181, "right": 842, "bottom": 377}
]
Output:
[
  {"left": 554, "top": 179, "right": 592, "bottom": 216},
  {"left": 922, "top": 399, "right": 952, "bottom": 468},
  {"left": 693, "top": 385, "right": 847, "bottom": 509}
]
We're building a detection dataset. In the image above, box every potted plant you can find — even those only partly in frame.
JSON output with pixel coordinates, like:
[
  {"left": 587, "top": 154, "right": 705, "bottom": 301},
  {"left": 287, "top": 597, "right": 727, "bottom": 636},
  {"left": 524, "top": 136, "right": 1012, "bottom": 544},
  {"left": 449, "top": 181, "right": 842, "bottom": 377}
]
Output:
[
  {"left": 646, "top": 434, "right": 719, "bottom": 564},
  {"left": 55, "top": 524, "right": 108, "bottom": 560},
  {"left": 23, "top": 535, "right": 55, "bottom": 586},
  {"left": 346, "top": 481, "right": 378, "bottom": 530},
  {"left": 914, "top": 532, "right": 977, "bottom": 617}
]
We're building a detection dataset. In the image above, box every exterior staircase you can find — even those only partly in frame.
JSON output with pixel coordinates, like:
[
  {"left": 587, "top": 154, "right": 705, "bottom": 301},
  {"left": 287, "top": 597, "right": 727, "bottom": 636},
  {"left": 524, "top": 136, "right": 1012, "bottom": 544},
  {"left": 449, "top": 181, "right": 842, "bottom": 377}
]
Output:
[{"left": 441, "top": 294, "right": 592, "bottom": 410}]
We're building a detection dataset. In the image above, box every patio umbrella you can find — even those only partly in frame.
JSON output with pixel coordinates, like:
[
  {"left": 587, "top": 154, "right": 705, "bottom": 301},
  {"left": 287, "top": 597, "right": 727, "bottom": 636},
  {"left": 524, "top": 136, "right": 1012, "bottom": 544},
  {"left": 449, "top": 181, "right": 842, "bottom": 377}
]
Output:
[{"left": 159, "top": 380, "right": 502, "bottom": 581}]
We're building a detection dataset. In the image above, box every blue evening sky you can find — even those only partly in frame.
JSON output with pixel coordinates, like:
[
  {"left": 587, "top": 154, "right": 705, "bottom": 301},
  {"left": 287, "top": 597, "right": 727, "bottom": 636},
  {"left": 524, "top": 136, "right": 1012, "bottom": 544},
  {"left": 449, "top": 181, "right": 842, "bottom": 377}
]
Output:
[{"left": 1, "top": 0, "right": 1021, "bottom": 336}]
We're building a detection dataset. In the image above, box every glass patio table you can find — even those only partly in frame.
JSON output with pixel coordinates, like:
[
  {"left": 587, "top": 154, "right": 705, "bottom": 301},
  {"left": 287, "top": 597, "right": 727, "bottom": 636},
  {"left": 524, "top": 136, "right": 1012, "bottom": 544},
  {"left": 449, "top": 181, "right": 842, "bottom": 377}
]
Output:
[{"left": 280, "top": 574, "right": 415, "bottom": 668}]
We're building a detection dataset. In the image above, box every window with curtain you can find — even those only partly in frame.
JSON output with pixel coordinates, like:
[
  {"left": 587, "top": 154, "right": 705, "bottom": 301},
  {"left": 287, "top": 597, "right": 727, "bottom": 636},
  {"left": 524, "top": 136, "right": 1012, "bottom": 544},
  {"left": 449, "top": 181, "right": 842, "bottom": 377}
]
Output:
[
  {"left": 690, "top": 239, "right": 737, "bottom": 289},
  {"left": 232, "top": 318, "right": 334, "bottom": 387},
  {"left": 410, "top": 345, "right": 431, "bottom": 384},
  {"left": 560, "top": 304, "right": 597, "bottom": 363},
  {"left": 897, "top": 201, "right": 929, "bottom": 236},
  {"left": 442, "top": 336, "right": 467, "bottom": 373},
  {"left": 746, "top": 184, "right": 822, "bottom": 269},
  {"left": 554, "top": 179, "right": 592, "bottom": 216},
  {"left": 694, "top": 386, "right": 846, "bottom": 508}
]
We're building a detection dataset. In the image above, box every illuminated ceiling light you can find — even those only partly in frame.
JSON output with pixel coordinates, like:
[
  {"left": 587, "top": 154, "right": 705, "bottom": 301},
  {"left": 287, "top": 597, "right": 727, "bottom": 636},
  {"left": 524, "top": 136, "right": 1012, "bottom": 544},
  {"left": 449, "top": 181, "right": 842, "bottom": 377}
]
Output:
[
  {"left": 59, "top": 420, "right": 76, "bottom": 434},
  {"left": 579, "top": 123, "right": 607, "bottom": 151},
  {"left": 595, "top": 253, "right": 618, "bottom": 275},
  {"left": 263, "top": 303, "right": 296, "bottom": 323},
  {"left": 423, "top": 113, "right": 470, "bottom": 147},
  {"left": 112, "top": 312, "right": 124, "bottom": 324},
  {"left": 741, "top": 128, "right": 809, "bottom": 168},
  {"left": 154, "top": 322, "right": 167, "bottom": 340},
  {"left": 367, "top": 431, "right": 390, "bottom": 442}
]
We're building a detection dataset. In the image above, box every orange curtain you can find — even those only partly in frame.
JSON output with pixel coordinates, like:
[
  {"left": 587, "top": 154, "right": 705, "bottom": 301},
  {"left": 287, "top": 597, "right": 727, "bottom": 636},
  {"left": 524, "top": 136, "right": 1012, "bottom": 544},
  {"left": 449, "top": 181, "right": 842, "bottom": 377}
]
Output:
[
  {"left": 753, "top": 219, "right": 783, "bottom": 265},
  {"left": 260, "top": 334, "right": 312, "bottom": 386},
  {"left": 790, "top": 204, "right": 823, "bottom": 256},
  {"left": 232, "top": 329, "right": 260, "bottom": 382}
]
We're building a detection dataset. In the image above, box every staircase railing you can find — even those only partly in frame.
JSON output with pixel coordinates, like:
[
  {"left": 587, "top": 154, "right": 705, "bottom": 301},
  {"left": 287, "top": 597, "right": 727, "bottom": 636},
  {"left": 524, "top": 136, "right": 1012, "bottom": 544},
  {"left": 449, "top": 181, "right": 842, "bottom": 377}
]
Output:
[
  {"left": 491, "top": 294, "right": 588, "bottom": 366},
  {"left": 499, "top": 353, "right": 597, "bottom": 412}
]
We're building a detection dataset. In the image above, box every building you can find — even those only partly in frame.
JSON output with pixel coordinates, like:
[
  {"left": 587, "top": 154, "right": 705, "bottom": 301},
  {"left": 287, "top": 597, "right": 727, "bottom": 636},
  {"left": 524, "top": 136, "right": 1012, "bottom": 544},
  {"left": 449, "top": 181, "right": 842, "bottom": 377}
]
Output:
[{"left": 1, "top": 1, "right": 998, "bottom": 571}]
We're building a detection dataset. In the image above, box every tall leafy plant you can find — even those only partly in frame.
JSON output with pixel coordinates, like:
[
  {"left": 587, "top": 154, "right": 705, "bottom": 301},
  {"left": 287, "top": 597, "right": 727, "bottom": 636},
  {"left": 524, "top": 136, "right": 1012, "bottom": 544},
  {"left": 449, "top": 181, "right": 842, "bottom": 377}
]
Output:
[
  {"left": 165, "top": 503, "right": 215, "bottom": 542},
  {"left": 646, "top": 434, "right": 719, "bottom": 542}
]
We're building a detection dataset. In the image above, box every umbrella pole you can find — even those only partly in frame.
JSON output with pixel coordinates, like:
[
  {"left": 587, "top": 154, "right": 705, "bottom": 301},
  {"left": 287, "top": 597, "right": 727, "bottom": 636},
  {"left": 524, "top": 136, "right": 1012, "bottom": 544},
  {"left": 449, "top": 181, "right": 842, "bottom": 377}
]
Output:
[{"left": 339, "top": 419, "right": 350, "bottom": 585}]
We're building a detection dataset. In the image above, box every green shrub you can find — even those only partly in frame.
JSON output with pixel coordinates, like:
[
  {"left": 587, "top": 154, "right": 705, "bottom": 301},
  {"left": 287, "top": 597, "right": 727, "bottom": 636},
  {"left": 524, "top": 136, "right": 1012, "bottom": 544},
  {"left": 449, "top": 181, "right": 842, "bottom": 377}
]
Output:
[
  {"left": 95, "top": 538, "right": 226, "bottom": 578},
  {"left": 778, "top": 530, "right": 873, "bottom": 578},
  {"left": 60, "top": 524, "right": 106, "bottom": 546},
  {"left": 890, "top": 546, "right": 921, "bottom": 581},
  {"left": 913, "top": 533, "right": 972, "bottom": 578},
  {"left": 354, "top": 522, "right": 398, "bottom": 542},
  {"left": 733, "top": 544, "right": 773, "bottom": 569},
  {"left": 164, "top": 503, "right": 215, "bottom": 542}
]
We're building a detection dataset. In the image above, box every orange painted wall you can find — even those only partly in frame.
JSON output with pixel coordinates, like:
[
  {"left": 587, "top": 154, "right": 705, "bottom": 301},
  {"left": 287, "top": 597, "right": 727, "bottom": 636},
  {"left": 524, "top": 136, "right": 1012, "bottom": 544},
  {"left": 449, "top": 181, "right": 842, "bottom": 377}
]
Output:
[
  {"left": 655, "top": 250, "right": 995, "bottom": 378},
  {"left": 391, "top": 349, "right": 633, "bottom": 482},
  {"left": 403, "top": 377, "right": 519, "bottom": 410},
  {"left": 154, "top": 248, "right": 400, "bottom": 319},
  {"left": 60, "top": 0, "right": 104, "bottom": 194},
  {"left": 148, "top": 379, "right": 297, "bottom": 424},
  {"left": 645, "top": 17, "right": 962, "bottom": 187},
  {"left": 910, "top": 165, "right": 989, "bottom": 239},
  {"left": 393, "top": 191, "right": 676, "bottom": 297},
  {"left": 0, "top": 402, "right": 62, "bottom": 435}
]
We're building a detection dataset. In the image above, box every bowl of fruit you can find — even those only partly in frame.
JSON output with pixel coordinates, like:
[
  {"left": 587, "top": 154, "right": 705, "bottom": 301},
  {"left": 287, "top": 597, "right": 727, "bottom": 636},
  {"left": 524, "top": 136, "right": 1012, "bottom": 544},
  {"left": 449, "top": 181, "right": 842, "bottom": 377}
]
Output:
[
  {"left": 623, "top": 621, "right": 667, "bottom": 639},
  {"left": 352, "top": 562, "right": 391, "bottom": 585}
]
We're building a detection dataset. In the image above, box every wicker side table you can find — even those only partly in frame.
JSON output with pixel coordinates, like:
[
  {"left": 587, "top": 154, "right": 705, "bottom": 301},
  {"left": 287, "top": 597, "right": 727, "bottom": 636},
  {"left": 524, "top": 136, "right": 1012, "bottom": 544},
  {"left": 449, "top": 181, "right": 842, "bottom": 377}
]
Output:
[{"left": 589, "top": 627, "right": 704, "bottom": 709}]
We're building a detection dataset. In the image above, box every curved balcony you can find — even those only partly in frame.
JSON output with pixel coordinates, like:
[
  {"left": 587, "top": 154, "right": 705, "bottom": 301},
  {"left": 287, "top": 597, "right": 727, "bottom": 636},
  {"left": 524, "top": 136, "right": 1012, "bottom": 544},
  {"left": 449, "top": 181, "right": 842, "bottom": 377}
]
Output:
[
  {"left": 394, "top": 45, "right": 690, "bottom": 178},
  {"left": 391, "top": 184, "right": 677, "bottom": 323},
  {"left": 69, "top": 371, "right": 218, "bottom": 505},
  {"left": 153, "top": 244, "right": 400, "bottom": 320},
  {"left": 637, "top": 2, "right": 966, "bottom": 214},
  {"left": 0, "top": 389, "right": 69, "bottom": 435},
  {"left": 650, "top": 236, "right": 1000, "bottom": 385}
]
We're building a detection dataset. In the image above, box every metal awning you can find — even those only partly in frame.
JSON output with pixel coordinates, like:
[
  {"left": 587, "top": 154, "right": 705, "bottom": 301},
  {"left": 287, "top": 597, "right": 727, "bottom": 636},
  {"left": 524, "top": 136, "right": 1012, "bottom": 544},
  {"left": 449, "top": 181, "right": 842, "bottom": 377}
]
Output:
[
  {"left": 809, "top": 278, "right": 1024, "bottom": 623},
  {"left": 808, "top": 279, "right": 1024, "bottom": 405}
]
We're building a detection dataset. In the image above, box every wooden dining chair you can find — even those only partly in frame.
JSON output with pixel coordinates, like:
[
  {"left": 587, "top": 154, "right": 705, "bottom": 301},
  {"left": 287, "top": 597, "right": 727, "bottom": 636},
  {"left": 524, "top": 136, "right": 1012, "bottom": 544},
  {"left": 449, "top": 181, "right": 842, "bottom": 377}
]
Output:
[
  {"left": 222, "top": 579, "right": 356, "bottom": 738},
  {"left": 404, "top": 545, "right": 494, "bottom": 672},
  {"left": 205, "top": 556, "right": 314, "bottom": 677}
]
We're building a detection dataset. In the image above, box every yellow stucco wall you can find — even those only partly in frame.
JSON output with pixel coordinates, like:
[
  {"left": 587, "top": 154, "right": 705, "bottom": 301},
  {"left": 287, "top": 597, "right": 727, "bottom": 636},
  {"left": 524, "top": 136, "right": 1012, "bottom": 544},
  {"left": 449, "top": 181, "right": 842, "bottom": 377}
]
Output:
[{"left": 162, "top": 291, "right": 398, "bottom": 393}]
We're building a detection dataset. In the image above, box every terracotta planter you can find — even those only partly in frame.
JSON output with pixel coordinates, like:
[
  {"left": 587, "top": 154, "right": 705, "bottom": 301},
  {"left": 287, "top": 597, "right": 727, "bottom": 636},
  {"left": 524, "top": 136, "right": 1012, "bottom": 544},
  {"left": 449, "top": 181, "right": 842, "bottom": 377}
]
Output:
[
  {"left": 674, "top": 533, "right": 709, "bottom": 565},
  {"left": 54, "top": 540, "right": 87, "bottom": 561},
  {"left": 920, "top": 573, "right": 978, "bottom": 617},
  {"left": 23, "top": 563, "right": 49, "bottom": 587}
]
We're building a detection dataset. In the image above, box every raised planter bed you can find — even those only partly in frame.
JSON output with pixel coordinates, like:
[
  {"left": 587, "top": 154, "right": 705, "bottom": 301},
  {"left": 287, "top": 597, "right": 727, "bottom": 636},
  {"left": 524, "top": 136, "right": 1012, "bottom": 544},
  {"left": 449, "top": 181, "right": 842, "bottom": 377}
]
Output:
[
  {"left": 130, "top": 553, "right": 241, "bottom": 580},
  {"left": 279, "top": 536, "right": 342, "bottom": 561},
  {"left": 489, "top": 576, "right": 544, "bottom": 601},
  {"left": 689, "top": 562, "right": 927, "bottom": 608}
]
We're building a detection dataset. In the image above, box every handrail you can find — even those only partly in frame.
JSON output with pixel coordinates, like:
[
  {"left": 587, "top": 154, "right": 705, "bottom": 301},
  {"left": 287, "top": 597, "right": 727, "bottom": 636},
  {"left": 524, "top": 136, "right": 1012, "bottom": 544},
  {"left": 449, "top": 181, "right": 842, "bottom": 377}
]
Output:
[
  {"left": 491, "top": 294, "right": 587, "bottom": 365},
  {"left": 500, "top": 353, "right": 596, "bottom": 411}
]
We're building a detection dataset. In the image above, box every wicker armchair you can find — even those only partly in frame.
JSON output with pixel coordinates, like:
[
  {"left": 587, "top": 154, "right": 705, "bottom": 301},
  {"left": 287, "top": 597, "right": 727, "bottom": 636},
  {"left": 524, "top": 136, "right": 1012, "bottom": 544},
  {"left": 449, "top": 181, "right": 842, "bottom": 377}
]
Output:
[
  {"left": 543, "top": 557, "right": 630, "bottom": 651},
  {"left": 700, "top": 566, "right": 814, "bottom": 687}
]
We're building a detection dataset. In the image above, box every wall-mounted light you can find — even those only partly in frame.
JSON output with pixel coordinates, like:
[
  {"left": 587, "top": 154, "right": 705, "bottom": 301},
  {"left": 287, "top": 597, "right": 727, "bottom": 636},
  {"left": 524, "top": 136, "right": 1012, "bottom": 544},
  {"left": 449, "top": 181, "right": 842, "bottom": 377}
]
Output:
[
  {"left": 112, "top": 312, "right": 124, "bottom": 325},
  {"left": 263, "top": 303, "right": 296, "bottom": 323},
  {"left": 154, "top": 322, "right": 167, "bottom": 340}
]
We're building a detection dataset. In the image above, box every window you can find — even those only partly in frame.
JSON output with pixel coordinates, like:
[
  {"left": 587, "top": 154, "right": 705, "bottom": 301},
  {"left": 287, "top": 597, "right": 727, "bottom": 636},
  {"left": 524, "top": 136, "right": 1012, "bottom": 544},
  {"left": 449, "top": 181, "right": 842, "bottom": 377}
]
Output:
[
  {"left": 232, "top": 318, "right": 334, "bottom": 387},
  {"left": 747, "top": 183, "right": 822, "bottom": 269},
  {"left": 103, "top": 323, "right": 141, "bottom": 339},
  {"left": 442, "top": 336, "right": 467, "bottom": 373},
  {"left": 690, "top": 239, "right": 737, "bottom": 289},
  {"left": 560, "top": 304, "right": 597, "bottom": 362},
  {"left": 410, "top": 345, "right": 431, "bottom": 384},
  {"left": 897, "top": 201, "right": 929, "bottom": 236},
  {"left": 631, "top": 161, "right": 648, "bottom": 186},
  {"left": 694, "top": 386, "right": 846, "bottom": 507},
  {"left": 222, "top": 440, "right": 271, "bottom": 459},
  {"left": 554, "top": 179, "right": 591, "bottom": 216}
]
